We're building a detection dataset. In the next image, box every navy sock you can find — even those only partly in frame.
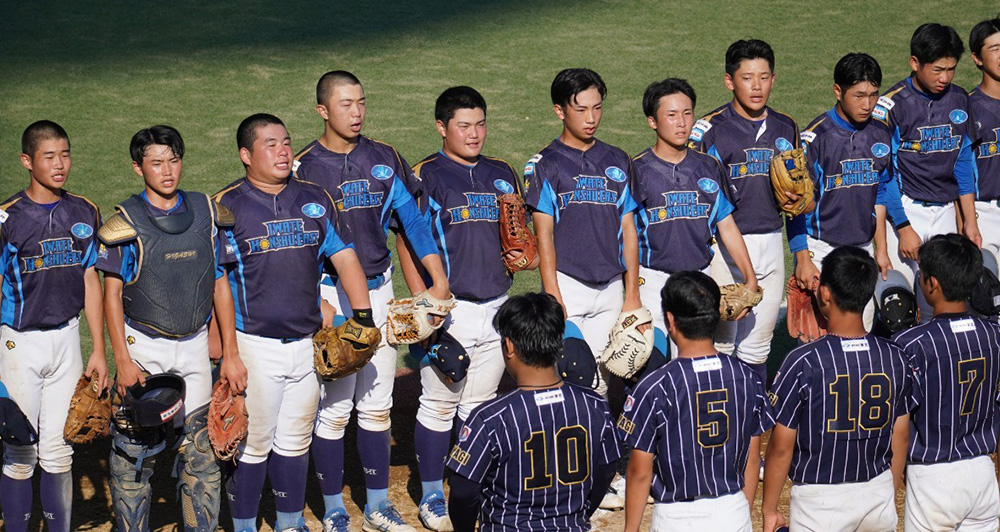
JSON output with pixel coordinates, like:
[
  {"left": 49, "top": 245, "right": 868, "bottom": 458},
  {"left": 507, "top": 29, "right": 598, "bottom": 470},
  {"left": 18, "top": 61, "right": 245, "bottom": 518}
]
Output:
[
  {"left": 40, "top": 470, "right": 71, "bottom": 532},
  {"left": 311, "top": 436, "right": 344, "bottom": 497},
  {"left": 228, "top": 460, "right": 267, "bottom": 521},
  {"left": 0, "top": 474, "right": 32, "bottom": 532},
  {"left": 357, "top": 428, "right": 391, "bottom": 508},
  {"left": 415, "top": 421, "right": 450, "bottom": 498},
  {"left": 268, "top": 453, "right": 309, "bottom": 514}
]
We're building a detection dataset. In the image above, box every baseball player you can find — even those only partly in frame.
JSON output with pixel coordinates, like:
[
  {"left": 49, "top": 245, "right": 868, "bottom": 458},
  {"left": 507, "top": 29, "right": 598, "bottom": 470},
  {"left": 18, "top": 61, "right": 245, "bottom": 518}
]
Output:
[
  {"left": 762, "top": 246, "right": 916, "bottom": 532},
  {"left": 876, "top": 23, "right": 979, "bottom": 323},
  {"left": 391, "top": 86, "right": 535, "bottom": 532},
  {"left": 632, "top": 77, "right": 757, "bottom": 348},
  {"left": 688, "top": 39, "right": 801, "bottom": 380},
  {"left": 789, "top": 52, "right": 913, "bottom": 329},
  {"left": 98, "top": 125, "right": 238, "bottom": 532},
  {"left": 620, "top": 271, "right": 774, "bottom": 532},
  {"left": 893, "top": 234, "right": 1000, "bottom": 531},
  {"left": 293, "top": 71, "right": 450, "bottom": 532},
  {"left": 0, "top": 121, "right": 106, "bottom": 532},
  {"left": 524, "top": 67, "right": 642, "bottom": 398},
  {"left": 970, "top": 18, "right": 1000, "bottom": 259},
  {"left": 446, "top": 292, "right": 621, "bottom": 532},
  {"left": 215, "top": 114, "right": 373, "bottom": 532}
]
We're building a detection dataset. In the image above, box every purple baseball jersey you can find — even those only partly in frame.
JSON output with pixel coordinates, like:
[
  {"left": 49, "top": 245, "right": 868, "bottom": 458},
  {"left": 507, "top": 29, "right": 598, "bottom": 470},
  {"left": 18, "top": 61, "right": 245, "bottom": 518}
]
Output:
[
  {"left": 892, "top": 313, "right": 1000, "bottom": 464},
  {"left": 213, "top": 178, "right": 351, "bottom": 338},
  {"left": 688, "top": 102, "right": 800, "bottom": 235},
  {"left": 786, "top": 109, "right": 908, "bottom": 253},
  {"left": 0, "top": 191, "right": 100, "bottom": 330},
  {"left": 410, "top": 152, "right": 521, "bottom": 301},
  {"left": 523, "top": 138, "right": 637, "bottom": 285},
  {"left": 293, "top": 136, "right": 438, "bottom": 278},
  {"left": 873, "top": 78, "right": 975, "bottom": 203},
  {"left": 617, "top": 354, "right": 774, "bottom": 502},
  {"left": 770, "top": 334, "right": 917, "bottom": 484},
  {"left": 970, "top": 87, "right": 1000, "bottom": 200},
  {"left": 446, "top": 384, "right": 621, "bottom": 532},
  {"left": 630, "top": 148, "right": 735, "bottom": 273}
]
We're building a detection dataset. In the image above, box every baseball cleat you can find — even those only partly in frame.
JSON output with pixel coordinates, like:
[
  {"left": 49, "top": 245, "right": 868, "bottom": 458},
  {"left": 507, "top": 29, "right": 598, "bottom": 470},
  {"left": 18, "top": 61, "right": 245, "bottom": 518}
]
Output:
[
  {"left": 418, "top": 491, "right": 453, "bottom": 532},
  {"left": 280, "top": 517, "right": 311, "bottom": 531},
  {"left": 322, "top": 508, "right": 351, "bottom": 532},
  {"left": 363, "top": 503, "right": 417, "bottom": 532},
  {"left": 599, "top": 487, "right": 625, "bottom": 510}
]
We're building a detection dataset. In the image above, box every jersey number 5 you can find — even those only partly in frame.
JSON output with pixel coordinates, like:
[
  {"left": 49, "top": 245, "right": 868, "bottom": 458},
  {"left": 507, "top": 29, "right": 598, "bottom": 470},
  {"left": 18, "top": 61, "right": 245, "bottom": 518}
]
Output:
[
  {"left": 523, "top": 426, "right": 590, "bottom": 490},
  {"left": 696, "top": 389, "right": 730, "bottom": 448},
  {"left": 827, "top": 373, "right": 892, "bottom": 432}
]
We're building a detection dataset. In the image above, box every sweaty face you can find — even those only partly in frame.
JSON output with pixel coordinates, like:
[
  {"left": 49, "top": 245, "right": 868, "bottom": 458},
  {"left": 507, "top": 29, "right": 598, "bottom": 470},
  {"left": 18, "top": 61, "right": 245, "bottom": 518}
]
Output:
[
  {"left": 440, "top": 107, "right": 487, "bottom": 164},
  {"left": 725, "top": 58, "right": 774, "bottom": 117},
  {"left": 910, "top": 56, "right": 957, "bottom": 94},
  {"left": 22, "top": 138, "right": 71, "bottom": 191},
  {"left": 320, "top": 83, "right": 366, "bottom": 141},
  {"left": 974, "top": 32, "right": 1000, "bottom": 82},
  {"left": 836, "top": 81, "right": 880, "bottom": 125},
  {"left": 555, "top": 87, "right": 604, "bottom": 144},
  {"left": 243, "top": 124, "right": 293, "bottom": 184},
  {"left": 134, "top": 144, "right": 182, "bottom": 198},
  {"left": 649, "top": 93, "right": 694, "bottom": 150}
]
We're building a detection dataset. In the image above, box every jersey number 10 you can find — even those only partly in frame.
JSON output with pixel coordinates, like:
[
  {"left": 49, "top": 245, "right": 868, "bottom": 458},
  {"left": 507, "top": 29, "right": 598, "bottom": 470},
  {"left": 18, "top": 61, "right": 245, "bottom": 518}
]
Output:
[{"left": 523, "top": 426, "right": 590, "bottom": 490}]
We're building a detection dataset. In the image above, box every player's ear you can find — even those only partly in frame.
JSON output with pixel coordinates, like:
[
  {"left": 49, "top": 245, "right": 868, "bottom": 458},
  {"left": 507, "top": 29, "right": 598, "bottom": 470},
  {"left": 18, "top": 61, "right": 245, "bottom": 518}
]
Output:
[
  {"left": 316, "top": 104, "right": 330, "bottom": 121},
  {"left": 553, "top": 104, "right": 566, "bottom": 121},
  {"left": 435, "top": 120, "right": 448, "bottom": 139},
  {"left": 647, "top": 115, "right": 657, "bottom": 131},
  {"left": 239, "top": 147, "right": 253, "bottom": 168},
  {"left": 909, "top": 56, "right": 920, "bottom": 73},
  {"left": 131, "top": 160, "right": 144, "bottom": 178},
  {"left": 832, "top": 83, "right": 843, "bottom": 103},
  {"left": 817, "top": 285, "right": 833, "bottom": 313},
  {"left": 723, "top": 73, "right": 735, "bottom": 92},
  {"left": 972, "top": 52, "right": 984, "bottom": 68},
  {"left": 19, "top": 153, "right": 32, "bottom": 172}
]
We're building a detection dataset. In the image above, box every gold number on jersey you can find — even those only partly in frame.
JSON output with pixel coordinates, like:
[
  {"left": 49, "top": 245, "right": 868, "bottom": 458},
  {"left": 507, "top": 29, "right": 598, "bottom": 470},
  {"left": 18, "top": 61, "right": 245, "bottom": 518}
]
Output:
[
  {"left": 827, "top": 373, "right": 892, "bottom": 432},
  {"left": 522, "top": 425, "right": 590, "bottom": 490},
  {"left": 695, "top": 388, "right": 730, "bottom": 448},
  {"left": 958, "top": 358, "right": 986, "bottom": 416}
]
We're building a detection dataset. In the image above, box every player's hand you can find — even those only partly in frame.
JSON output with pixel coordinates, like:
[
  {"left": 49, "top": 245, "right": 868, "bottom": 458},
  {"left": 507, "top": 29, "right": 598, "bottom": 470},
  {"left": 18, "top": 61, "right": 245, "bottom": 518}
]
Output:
[
  {"left": 794, "top": 256, "right": 821, "bottom": 292},
  {"left": 897, "top": 226, "right": 922, "bottom": 261},
  {"left": 732, "top": 277, "right": 761, "bottom": 321},
  {"left": 963, "top": 218, "right": 983, "bottom": 249},
  {"left": 426, "top": 284, "right": 451, "bottom": 328},
  {"left": 762, "top": 509, "right": 788, "bottom": 532},
  {"left": 114, "top": 358, "right": 146, "bottom": 396},
  {"left": 621, "top": 297, "right": 651, "bottom": 333},
  {"left": 218, "top": 351, "right": 248, "bottom": 395},
  {"left": 875, "top": 248, "right": 893, "bottom": 280},
  {"left": 783, "top": 191, "right": 815, "bottom": 214},
  {"left": 85, "top": 353, "right": 109, "bottom": 392},
  {"left": 504, "top": 250, "right": 539, "bottom": 270},
  {"left": 320, "top": 300, "right": 338, "bottom": 328}
]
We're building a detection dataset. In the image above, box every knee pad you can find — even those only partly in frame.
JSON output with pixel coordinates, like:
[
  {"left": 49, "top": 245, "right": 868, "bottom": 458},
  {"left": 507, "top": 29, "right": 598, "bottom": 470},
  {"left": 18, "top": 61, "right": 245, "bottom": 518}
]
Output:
[
  {"left": 314, "top": 414, "right": 350, "bottom": 440},
  {"left": 357, "top": 409, "right": 391, "bottom": 432},
  {"left": 177, "top": 407, "right": 221, "bottom": 532}
]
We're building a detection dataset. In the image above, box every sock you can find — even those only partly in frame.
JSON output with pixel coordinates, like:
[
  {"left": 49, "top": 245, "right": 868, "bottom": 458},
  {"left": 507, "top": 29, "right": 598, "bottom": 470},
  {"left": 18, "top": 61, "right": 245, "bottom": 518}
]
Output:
[
  {"left": 232, "top": 517, "right": 256, "bottom": 532},
  {"left": 311, "top": 436, "right": 345, "bottom": 515},
  {"left": 357, "top": 427, "right": 391, "bottom": 510},
  {"left": 269, "top": 453, "right": 309, "bottom": 529},
  {"left": 414, "top": 421, "right": 450, "bottom": 499},
  {"left": 0, "top": 474, "right": 32, "bottom": 532},
  {"left": 750, "top": 362, "right": 768, "bottom": 383},
  {"left": 40, "top": 470, "right": 71, "bottom": 532},
  {"left": 228, "top": 459, "right": 267, "bottom": 529}
]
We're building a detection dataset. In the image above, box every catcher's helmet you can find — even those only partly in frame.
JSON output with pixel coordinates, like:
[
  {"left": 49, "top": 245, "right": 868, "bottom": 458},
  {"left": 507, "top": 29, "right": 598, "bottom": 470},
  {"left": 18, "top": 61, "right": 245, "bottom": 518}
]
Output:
[
  {"left": 971, "top": 249, "right": 1000, "bottom": 317},
  {"left": 561, "top": 321, "right": 598, "bottom": 389},
  {"left": 124, "top": 373, "right": 185, "bottom": 427},
  {"left": 875, "top": 269, "right": 917, "bottom": 334},
  {"left": 0, "top": 381, "right": 38, "bottom": 445}
]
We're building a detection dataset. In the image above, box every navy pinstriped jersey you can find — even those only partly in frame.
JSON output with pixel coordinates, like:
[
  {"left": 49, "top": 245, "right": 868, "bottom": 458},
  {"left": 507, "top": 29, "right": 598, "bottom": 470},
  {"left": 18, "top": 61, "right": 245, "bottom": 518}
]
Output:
[
  {"left": 787, "top": 109, "right": 907, "bottom": 253},
  {"left": 523, "top": 138, "right": 637, "bottom": 285},
  {"left": 409, "top": 152, "right": 522, "bottom": 301},
  {"left": 292, "top": 136, "right": 438, "bottom": 277},
  {"left": 0, "top": 191, "right": 100, "bottom": 330},
  {"left": 617, "top": 354, "right": 774, "bottom": 503},
  {"left": 630, "top": 148, "right": 735, "bottom": 273},
  {"left": 892, "top": 313, "right": 1000, "bottom": 464},
  {"left": 873, "top": 78, "right": 975, "bottom": 203},
  {"left": 688, "top": 102, "right": 800, "bottom": 235},
  {"left": 969, "top": 87, "right": 1000, "bottom": 200},
  {"left": 446, "top": 384, "right": 621, "bottom": 532},
  {"left": 770, "top": 334, "right": 917, "bottom": 484}
]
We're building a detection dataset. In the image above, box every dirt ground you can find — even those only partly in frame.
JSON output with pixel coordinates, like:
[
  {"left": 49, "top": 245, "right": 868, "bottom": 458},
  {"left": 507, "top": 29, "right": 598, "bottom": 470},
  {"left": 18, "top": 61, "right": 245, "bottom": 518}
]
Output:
[{"left": 4, "top": 367, "right": 902, "bottom": 532}]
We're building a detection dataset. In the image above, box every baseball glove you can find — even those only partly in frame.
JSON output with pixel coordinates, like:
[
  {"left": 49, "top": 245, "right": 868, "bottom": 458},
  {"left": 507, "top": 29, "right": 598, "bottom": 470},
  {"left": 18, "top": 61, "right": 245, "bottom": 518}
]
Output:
[
  {"left": 498, "top": 193, "right": 537, "bottom": 272},
  {"left": 64, "top": 374, "right": 112, "bottom": 444},
  {"left": 719, "top": 283, "right": 763, "bottom": 321},
  {"left": 207, "top": 380, "right": 248, "bottom": 462},
  {"left": 385, "top": 291, "right": 457, "bottom": 345},
  {"left": 314, "top": 318, "right": 383, "bottom": 379},
  {"left": 786, "top": 277, "right": 828, "bottom": 342},
  {"left": 600, "top": 307, "right": 655, "bottom": 379},
  {"left": 770, "top": 148, "right": 814, "bottom": 217}
]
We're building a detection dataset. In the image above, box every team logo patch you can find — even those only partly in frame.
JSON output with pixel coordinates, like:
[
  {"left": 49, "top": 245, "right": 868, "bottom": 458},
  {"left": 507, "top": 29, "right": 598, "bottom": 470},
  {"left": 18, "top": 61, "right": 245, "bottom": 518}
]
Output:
[
  {"left": 697, "top": 178, "right": 719, "bottom": 193},
  {"left": 459, "top": 425, "right": 471, "bottom": 442},
  {"left": 0, "top": 209, "right": 7, "bottom": 225},
  {"left": 4, "top": 341, "right": 14, "bottom": 350},
  {"left": 605, "top": 166, "right": 627, "bottom": 183},
  {"left": 493, "top": 179, "right": 514, "bottom": 194},
  {"left": 775, "top": 137, "right": 794, "bottom": 152},
  {"left": 301, "top": 203, "right": 326, "bottom": 218},
  {"left": 768, "top": 392, "right": 779, "bottom": 406},
  {"left": 126, "top": 335, "right": 136, "bottom": 345},
  {"left": 616, "top": 414, "right": 635, "bottom": 435},
  {"left": 524, "top": 163, "right": 535, "bottom": 176},
  {"left": 638, "top": 276, "right": 645, "bottom": 286},
  {"left": 871, "top": 143, "right": 890, "bottom": 158},
  {"left": 800, "top": 131, "right": 817, "bottom": 144},
  {"left": 950, "top": 109, "right": 969, "bottom": 125},
  {"left": 689, "top": 119, "right": 712, "bottom": 142},
  {"left": 623, "top": 396, "right": 634, "bottom": 412},
  {"left": 370, "top": 164, "right": 394, "bottom": 180},
  {"left": 98, "top": 244, "right": 109, "bottom": 260}
]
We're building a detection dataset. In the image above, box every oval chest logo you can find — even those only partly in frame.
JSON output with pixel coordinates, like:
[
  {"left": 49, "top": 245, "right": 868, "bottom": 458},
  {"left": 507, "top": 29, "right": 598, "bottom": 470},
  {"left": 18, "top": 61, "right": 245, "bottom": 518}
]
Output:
[
  {"left": 775, "top": 137, "right": 794, "bottom": 152},
  {"left": 871, "top": 143, "right": 890, "bottom": 158},
  {"left": 605, "top": 166, "right": 627, "bottom": 183},
  {"left": 301, "top": 203, "right": 326, "bottom": 218},
  {"left": 371, "top": 164, "right": 394, "bottom": 180},
  {"left": 949, "top": 109, "right": 968, "bottom": 125},
  {"left": 494, "top": 179, "right": 514, "bottom": 194},
  {"left": 71, "top": 223, "right": 93, "bottom": 239},
  {"left": 698, "top": 178, "right": 720, "bottom": 194}
]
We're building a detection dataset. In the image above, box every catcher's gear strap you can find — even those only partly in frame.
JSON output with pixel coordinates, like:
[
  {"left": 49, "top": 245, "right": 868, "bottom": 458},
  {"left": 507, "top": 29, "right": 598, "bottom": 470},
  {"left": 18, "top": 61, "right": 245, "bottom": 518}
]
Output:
[{"left": 97, "top": 213, "right": 138, "bottom": 245}]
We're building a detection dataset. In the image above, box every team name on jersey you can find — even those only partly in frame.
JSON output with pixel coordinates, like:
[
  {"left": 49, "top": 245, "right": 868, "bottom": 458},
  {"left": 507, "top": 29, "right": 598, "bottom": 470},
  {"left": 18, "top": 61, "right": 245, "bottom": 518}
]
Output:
[
  {"left": 448, "top": 193, "right": 499, "bottom": 223},
  {"left": 645, "top": 191, "right": 709, "bottom": 223},
  {"left": 21, "top": 238, "right": 83, "bottom": 273},
  {"left": 728, "top": 148, "right": 774, "bottom": 180},
  {"left": 825, "top": 159, "right": 879, "bottom": 190},
  {"left": 977, "top": 128, "right": 1000, "bottom": 160},
  {"left": 245, "top": 219, "right": 319, "bottom": 254},
  {"left": 900, "top": 125, "right": 961, "bottom": 154},
  {"left": 558, "top": 175, "right": 619, "bottom": 207},
  {"left": 336, "top": 180, "right": 385, "bottom": 211}
]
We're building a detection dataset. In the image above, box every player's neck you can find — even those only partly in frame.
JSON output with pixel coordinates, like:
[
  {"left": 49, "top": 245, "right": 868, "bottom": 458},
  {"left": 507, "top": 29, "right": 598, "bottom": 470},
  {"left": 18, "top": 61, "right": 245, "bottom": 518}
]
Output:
[
  {"left": 933, "top": 299, "right": 969, "bottom": 316},
  {"left": 320, "top": 128, "right": 359, "bottom": 155},
  {"left": 824, "top": 310, "right": 866, "bottom": 338},
  {"left": 558, "top": 129, "right": 596, "bottom": 152},
  {"left": 673, "top": 338, "right": 718, "bottom": 359},
  {"left": 730, "top": 98, "right": 767, "bottom": 121},
  {"left": 651, "top": 140, "right": 687, "bottom": 164},
  {"left": 442, "top": 146, "right": 479, "bottom": 167},
  {"left": 515, "top": 366, "right": 563, "bottom": 390},
  {"left": 25, "top": 179, "right": 63, "bottom": 204},
  {"left": 245, "top": 173, "right": 288, "bottom": 196},
  {"left": 143, "top": 188, "right": 179, "bottom": 211},
  {"left": 979, "top": 73, "right": 1000, "bottom": 100}
]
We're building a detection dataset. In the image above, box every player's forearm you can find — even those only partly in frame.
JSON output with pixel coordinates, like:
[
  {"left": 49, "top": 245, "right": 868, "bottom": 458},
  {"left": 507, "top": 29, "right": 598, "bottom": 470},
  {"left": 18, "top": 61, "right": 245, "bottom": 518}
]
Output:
[
  {"left": 621, "top": 213, "right": 641, "bottom": 307},
  {"left": 330, "top": 248, "right": 373, "bottom": 311},
  {"left": 83, "top": 267, "right": 106, "bottom": 357},
  {"left": 532, "top": 213, "right": 561, "bottom": 299},
  {"left": 874, "top": 205, "right": 888, "bottom": 253},
  {"left": 212, "top": 276, "right": 239, "bottom": 359},
  {"left": 417, "top": 253, "right": 450, "bottom": 296},
  {"left": 958, "top": 193, "right": 979, "bottom": 229},
  {"left": 762, "top": 426, "right": 795, "bottom": 515},
  {"left": 624, "top": 449, "right": 653, "bottom": 532},
  {"left": 742, "top": 435, "right": 762, "bottom": 505},
  {"left": 447, "top": 474, "right": 481, "bottom": 532},
  {"left": 103, "top": 276, "right": 130, "bottom": 365},
  {"left": 395, "top": 233, "right": 429, "bottom": 293},
  {"left": 718, "top": 218, "right": 756, "bottom": 288},
  {"left": 890, "top": 415, "right": 910, "bottom": 490}
]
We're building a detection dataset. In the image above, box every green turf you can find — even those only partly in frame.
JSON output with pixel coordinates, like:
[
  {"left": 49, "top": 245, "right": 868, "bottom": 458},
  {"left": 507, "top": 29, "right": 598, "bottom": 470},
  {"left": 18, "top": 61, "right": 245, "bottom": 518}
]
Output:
[{"left": 1, "top": 0, "right": 992, "bottom": 368}]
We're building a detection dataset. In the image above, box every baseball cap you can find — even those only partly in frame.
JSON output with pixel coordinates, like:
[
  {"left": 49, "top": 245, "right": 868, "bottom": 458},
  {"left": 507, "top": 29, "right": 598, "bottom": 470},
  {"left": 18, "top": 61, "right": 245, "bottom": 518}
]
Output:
[
  {"left": 971, "top": 249, "right": 1000, "bottom": 317},
  {"left": 0, "top": 396, "right": 38, "bottom": 445},
  {"left": 561, "top": 321, "right": 598, "bottom": 389},
  {"left": 425, "top": 331, "right": 470, "bottom": 383},
  {"left": 875, "top": 269, "right": 917, "bottom": 334}
]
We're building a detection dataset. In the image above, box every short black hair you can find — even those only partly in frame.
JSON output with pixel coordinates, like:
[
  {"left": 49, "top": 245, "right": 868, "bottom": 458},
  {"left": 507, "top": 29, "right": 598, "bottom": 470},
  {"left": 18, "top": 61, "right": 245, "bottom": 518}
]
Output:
[
  {"left": 919, "top": 234, "right": 982, "bottom": 302},
  {"left": 642, "top": 78, "right": 696, "bottom": 118},
  {"left": 316, "top": 70, "right": 362, "bottom": 105},
  {"left": 237, "top": 113, "right": 285, "bottom": 152},
  {"left": 911, "top": 23, "right": 964, "bottom": 64},
  {"left": 970, "top": 17, "right": 1000, "bottom": 67},
  {"left": 21, "top": 120, "right": 69, "bottom": 156},
  {"left": 435, "top": 86, "right": 487, "bottom": 124},
  {"left": 130, "top": 125, "right": 184, "bottom": 165},
  {"left": 550, "top": 68, "right": 607, "bottom": 108},
  {"left": 819, "top": 246, "right": 878, "bottom": 313},
  {"left": 661, "top": 271, "right": 721, "bottom": 340},
  {"left": 493, "top": 292, "right": 565, "bottom": 369},
  {"left": 834, "top": 53, "right": 882, "bottom": 89},
  {"left": 725, "top": 39, "right": 775, "bottom": 76}
]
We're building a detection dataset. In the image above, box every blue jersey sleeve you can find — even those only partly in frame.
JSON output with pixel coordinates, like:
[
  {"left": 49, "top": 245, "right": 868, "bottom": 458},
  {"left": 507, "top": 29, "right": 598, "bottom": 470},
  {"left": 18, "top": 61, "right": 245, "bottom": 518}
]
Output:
[
  {"left": 96, "top": 242, "right": 138, "bottom": 282},
  {"left": 389, "top": 177, "right": 438, "bottom": 259},
  {"left": 524, "top": 157, "right": 559, "bottom": 219},
  {"left": 955, "top": 134, "right": 976, "bottom": 197},
  {"left": 617, "top": 182, "right": 638, "bottom": 219},
  {"left": 447, "top": 416, "right": 495, "bottom": 483},
  {"left": 876, "top": 167, "right": 909, "bottom": 228},
  {"left": 786, "top": 214, "right": 808, "bottom": 254}
]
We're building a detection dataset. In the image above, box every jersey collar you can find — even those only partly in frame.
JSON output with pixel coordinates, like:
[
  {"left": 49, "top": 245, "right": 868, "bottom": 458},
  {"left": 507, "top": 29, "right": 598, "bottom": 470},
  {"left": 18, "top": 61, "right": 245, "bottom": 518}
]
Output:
[
  {"left": 826, "top": 107, "right": 860, "bottom": 133},
  {"left": 905, "top": 76, "right": 948, "bottom": 101}
]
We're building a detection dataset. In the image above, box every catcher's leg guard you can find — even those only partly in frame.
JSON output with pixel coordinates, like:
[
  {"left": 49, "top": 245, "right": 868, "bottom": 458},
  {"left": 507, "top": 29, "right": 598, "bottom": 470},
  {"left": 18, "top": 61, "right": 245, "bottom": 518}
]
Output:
[
  {"left": 176, "top": 407, "right": 222, "bottom": 532},
  {"left": 109, "top": 423, "right": 164, "bottom": 532}
]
